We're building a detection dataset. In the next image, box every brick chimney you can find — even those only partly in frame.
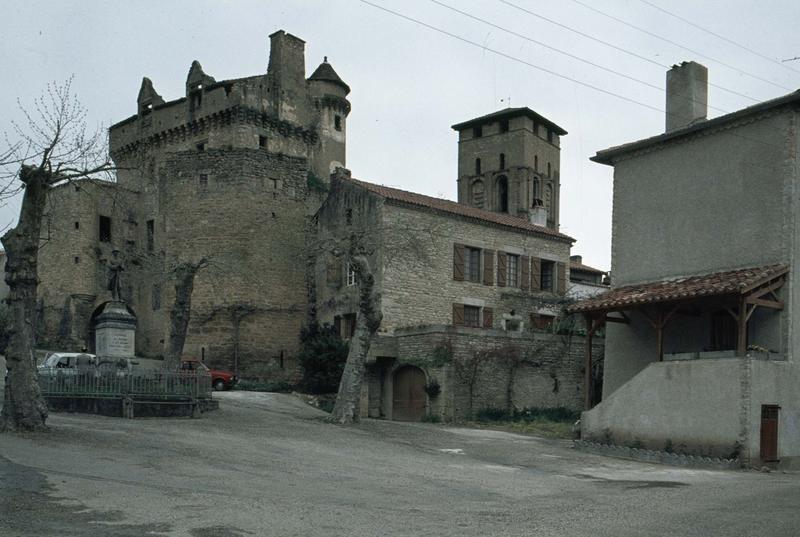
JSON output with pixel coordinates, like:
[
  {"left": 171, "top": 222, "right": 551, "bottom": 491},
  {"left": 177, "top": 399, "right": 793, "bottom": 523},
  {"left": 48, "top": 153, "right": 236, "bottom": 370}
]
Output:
[{"left": 665, "top": 61, "right": 708, "bottom": 132}]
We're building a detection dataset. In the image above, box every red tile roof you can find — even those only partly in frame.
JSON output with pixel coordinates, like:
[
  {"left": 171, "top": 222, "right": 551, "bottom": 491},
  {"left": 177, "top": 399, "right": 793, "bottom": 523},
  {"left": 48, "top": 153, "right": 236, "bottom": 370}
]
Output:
[
  {"left": 343, "top": 177, "right": 574, "bottom": 243},
  {"left": 570, "top": 261, "right": 606, "bottom": 275},
  {"left": 567, "top": 264, "right": 788, "bottom": 313}
]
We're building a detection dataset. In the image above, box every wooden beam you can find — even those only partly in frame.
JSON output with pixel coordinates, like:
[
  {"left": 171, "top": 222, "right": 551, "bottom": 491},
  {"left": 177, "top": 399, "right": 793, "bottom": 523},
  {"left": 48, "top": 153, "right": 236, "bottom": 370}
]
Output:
[
  {"left": 749, "top": 279, "right": 785, "bottom": 299},
  {"left": 604, "top": 315, "right": 629, "bottom": 324},
  {"left": 656, "top": 308, "right": 665, "bottom": 362},
  {"left": 737, "top": 296, "right": 748, "bottom": 356},
  {"left": 746, "top": 296, "right": 784, "bottom": 310},
  {"left": 740, "top": 267, "right": 789, "bottom": 294}
]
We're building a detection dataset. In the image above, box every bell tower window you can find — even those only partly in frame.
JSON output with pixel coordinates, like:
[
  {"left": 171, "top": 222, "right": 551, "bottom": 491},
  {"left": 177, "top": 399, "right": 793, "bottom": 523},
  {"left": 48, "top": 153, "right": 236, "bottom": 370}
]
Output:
[
  {"left": 475, "top": 158, "right": 481, "bottom": 175},
  {"left": 497, "top": 175, "right": 508, "bottom": 213},
  {"left": 499, "top": 153, "right": 505, "bottom": 170}
]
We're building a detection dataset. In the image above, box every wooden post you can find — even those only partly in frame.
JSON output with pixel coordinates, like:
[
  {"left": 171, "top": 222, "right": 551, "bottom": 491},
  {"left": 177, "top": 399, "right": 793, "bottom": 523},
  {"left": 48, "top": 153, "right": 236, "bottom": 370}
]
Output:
[
  {"left": 584, "top": 313, "right": 594, "bottom": 410},
  {"left": 737, "top": 296, "right": 748, "bottom": 356},
  {"left": 656, "top": 309, "right": 664, "bottom": 362}
]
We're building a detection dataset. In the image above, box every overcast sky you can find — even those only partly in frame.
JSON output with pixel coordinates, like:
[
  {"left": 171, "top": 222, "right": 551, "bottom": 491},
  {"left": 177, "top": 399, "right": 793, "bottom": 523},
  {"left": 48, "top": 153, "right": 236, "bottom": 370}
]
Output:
[{"left": 2, "top": 0, "right": 800, "bottom": 271}]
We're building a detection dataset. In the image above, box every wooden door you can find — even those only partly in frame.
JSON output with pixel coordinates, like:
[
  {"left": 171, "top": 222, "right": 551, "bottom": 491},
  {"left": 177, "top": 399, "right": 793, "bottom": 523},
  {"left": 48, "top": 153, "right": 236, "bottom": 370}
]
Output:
[
  {"left": 760, "top": 405, "right": 779, "bottom": 462},
  {"left": 392, "top": 366, "right": 427, "bottom": 421}
]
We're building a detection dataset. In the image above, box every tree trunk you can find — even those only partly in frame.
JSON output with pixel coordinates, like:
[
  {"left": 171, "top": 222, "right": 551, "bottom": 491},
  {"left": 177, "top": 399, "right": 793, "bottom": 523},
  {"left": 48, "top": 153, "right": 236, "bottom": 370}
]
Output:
[
  {"left": 1, "top": 166, "right": 50, "bottom": 431},
  {"left": 165, "top": 260, "right": 204, "bottom": 366},
  {"left": 330, "top": 255, "right": 382, "bottom": 424}
]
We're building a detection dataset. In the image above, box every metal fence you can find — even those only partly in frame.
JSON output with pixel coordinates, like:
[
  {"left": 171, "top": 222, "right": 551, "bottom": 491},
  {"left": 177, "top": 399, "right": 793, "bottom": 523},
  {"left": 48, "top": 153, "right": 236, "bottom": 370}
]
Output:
[{"left": 38, "top": 368, "right": 213, "bottom": 400}]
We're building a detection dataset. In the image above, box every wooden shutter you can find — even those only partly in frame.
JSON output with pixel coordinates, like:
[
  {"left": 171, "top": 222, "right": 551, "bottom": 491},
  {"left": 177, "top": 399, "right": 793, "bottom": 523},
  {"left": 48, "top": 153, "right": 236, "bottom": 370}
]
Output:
[
  {"left": 483, "top": 249, "right": 494, "bottom": 286},
  {"left": 453, "top": 243, "right": 465, "bottom": 281},
  {"left": 483, "top": 307, "right": 494, "bottom": 329},
  {"left": 531, "top": 257, "right": 541, "bottom": 290},
  {"left": 556, "top": 261, "right": 567, "bottom": 295},
  {"left": 497, "top": 252, "right": 507, "bottom": 287},
  {"left": 452, "top": 303, "right": 465, "bottom": 326},
  {"left": 520, "top": 255, "right": 530, "bottom": 291},
  {"left": 334, "top": 316, "right": 342, "bottom": 337}
]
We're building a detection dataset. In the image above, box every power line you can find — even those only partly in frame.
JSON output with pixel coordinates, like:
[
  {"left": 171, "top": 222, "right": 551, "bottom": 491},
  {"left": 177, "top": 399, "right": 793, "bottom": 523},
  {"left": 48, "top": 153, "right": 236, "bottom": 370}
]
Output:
[
  {"left": 565, "top": 0, "right": 794, "bottom": 92},
  {"left": 357, "top": 0, "right": 788, "bottom": 153},
  {"left": 428, "top": 0, "right": 735, "bottom": 117},
  {"left": 639, "top": 0, "right": 800, "bottom": 77},
  {"left": 499, "top": 0, "right": 764, "bottom": 102}
]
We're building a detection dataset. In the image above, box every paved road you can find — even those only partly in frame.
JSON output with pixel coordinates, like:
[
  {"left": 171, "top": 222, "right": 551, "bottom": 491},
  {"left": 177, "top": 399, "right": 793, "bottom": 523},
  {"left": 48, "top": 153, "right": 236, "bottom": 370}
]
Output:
[{"left": 1, "top": 391, "right": 798, "bottom": 537}]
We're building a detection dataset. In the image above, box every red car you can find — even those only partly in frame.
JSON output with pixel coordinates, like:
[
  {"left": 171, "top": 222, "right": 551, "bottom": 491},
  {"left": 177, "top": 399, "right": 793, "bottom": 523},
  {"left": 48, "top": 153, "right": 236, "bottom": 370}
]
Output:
[{"left": 180, "top": 358, "right": 237, "bottom": 391}]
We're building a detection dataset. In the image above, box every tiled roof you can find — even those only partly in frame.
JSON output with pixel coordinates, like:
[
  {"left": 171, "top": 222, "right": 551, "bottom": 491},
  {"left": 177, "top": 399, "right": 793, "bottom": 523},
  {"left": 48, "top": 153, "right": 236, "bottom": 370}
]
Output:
[
  {"left": 567, "top": 264, "right": 788, "bottom": 313},
  {"left": 343, "top": 177, "right": 574, "bottom": 243},
  {"left": 451, "top": 107, "right": 567, "bottom": 135},
  {"left": 570, "top": 261, "right": 606, "bottom": 275},
  {"left": 308, "top": 60, "right": 350, "bottom": 94}
]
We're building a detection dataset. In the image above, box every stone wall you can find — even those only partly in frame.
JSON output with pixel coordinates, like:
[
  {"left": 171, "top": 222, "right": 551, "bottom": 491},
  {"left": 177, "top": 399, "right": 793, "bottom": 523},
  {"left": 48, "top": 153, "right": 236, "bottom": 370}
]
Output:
[{"left": 372, "top": 325, "right": 602, "bottom": 421}]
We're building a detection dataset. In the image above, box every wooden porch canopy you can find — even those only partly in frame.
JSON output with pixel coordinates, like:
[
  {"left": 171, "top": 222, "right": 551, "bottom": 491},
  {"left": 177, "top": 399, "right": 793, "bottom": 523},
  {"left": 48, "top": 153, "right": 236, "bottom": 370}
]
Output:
[{"left": 566, "top": 264, "right": 789, "bottom": 410}]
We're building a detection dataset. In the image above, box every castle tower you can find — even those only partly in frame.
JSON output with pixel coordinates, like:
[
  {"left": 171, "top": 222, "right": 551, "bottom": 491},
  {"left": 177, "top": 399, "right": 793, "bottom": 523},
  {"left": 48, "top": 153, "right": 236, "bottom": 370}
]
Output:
[
  {"left": 452, "top": 108, "right": 567, "bottom": 229},
  {"left": 308, "top": 56, "right": 351, "bottom": 181}
]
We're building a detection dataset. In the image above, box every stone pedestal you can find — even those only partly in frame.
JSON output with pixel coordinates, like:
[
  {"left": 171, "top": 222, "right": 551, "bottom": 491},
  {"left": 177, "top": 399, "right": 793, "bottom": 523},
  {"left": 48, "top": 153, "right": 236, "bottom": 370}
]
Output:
[{"left": 94, "top": 301, "right": 137, "bottom": 358}]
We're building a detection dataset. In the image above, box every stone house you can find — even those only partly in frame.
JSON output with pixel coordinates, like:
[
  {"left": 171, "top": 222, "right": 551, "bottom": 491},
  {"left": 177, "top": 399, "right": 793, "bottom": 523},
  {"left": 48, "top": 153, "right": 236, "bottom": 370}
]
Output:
[
  {"left": 567, "top": 255, "right": 608, "bottom": 299},
  {"left": 312, "top": 106, "right": 601, "bottom": 421},
  {"left": 571, "top": 61, "right": 800, "bottom": 466}
]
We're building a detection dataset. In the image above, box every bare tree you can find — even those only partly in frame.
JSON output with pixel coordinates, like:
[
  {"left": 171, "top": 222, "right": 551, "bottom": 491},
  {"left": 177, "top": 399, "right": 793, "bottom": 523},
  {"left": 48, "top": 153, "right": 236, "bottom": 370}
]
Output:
[
  {"left": 329, "top": 242, "right": 383, "bottom": 424},
  {"left": 0, "top": 79, "right": 114, "bottom": 431}
]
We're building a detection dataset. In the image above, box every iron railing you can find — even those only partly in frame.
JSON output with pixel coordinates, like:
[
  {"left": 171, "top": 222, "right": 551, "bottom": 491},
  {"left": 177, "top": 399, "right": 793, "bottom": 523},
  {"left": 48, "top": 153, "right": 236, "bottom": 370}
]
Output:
[{"left": 37, "top": 368, "right": 213, "bottom": 400}]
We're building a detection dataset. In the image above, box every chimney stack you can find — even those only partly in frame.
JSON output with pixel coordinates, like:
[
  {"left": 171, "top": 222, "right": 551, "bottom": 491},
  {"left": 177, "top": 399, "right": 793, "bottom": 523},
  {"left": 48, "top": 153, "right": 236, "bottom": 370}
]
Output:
[
  {"left": 529, "top": 203, "right": 548, "bottom": 227},
  {"left": 268, "top": 30, "right": 306, "bottom": 87},
  {"left": 665, "top": 61, "right": 708, "bottom": 132}
]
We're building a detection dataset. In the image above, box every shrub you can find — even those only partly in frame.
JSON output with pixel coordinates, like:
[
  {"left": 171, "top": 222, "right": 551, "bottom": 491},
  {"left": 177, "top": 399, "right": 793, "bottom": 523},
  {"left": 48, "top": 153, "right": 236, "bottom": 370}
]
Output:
[{"left": 298, "top": 322, "right": 348, "bottom": 394}]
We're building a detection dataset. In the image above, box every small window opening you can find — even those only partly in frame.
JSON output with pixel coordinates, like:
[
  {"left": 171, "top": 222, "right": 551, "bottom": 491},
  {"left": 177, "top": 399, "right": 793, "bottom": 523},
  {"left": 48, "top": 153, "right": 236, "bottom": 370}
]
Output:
[
  {"left": 547, "top": 162, "right": 552, "bottom": 176},
  {"left": 98, "top": 216, "right": 111, "bottom": 243},
  {"left": 191, "top": 90, "right": 202, "bottom": 109},
  {"left": 146, "top": 219, "right": 155, "bottom": 253},
  {"left": 497, "top": 176, "right": 509, "bottom": 213},
  {"left": 271, "top": 212, "right": 277, "bottom": 218},
  {"left": 547, "top": 129, "right": 554, "bottom": 143},
  {"left": 269, "top": 178, "right": 278, "bottom": 189},
  {"left": 74, "top": 256, "right": 80, "bottom": 264},
  {"left": 464, "top": 306, "right": 481, "bottom": 327},
  {"left": 345, "top": 208, "right": 353, "bottom": 225},
  {"left": 540, "top": 261, "right": 555, "bottom": 291},
  {"left": 334, "top": 115, "right": 342, "bottom": 131},
  {"left": 196, "top": 142, "right": 205, "bottom": 152},
  {"left": 347, "top": 262, "right": 357, "bottom": 286},
  {"left": 534, "top": 155, "right": 539, "bottom": 172},
  {"left": 74, "top": 221, "right": 80, "bottom": 230},
  {"left": 151, "top": 284, "right": 161, "bottom": 311},
  {"left": 259, "top": 135, "right": 267, "bottom": 148},
  {"left": 500, "top": 119, "right": 509, "bottom": 133},
  {"left": 279, "top": 350, "right": 285, "bottom": 369},
  {"left": 473, "top": 125, "right": 483, "bottom": 138},
  {"left": 499, "top": 153, "right": 506, "bottom": 169},
  {"left": 475, "top": 158, "right": 481, "bottom": 175}
]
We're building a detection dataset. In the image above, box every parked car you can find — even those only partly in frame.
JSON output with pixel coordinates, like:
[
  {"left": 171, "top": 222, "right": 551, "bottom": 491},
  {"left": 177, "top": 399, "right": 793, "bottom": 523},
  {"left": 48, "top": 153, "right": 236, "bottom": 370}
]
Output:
[
  {"left": 38, "top": 353, "right": 137, "bottom": 378},
  {"left": 179, "top": 358, "right": 237, "bottom": 391},
  {"left": 39, "top": 352, "right": 98, "bottom": 370}
]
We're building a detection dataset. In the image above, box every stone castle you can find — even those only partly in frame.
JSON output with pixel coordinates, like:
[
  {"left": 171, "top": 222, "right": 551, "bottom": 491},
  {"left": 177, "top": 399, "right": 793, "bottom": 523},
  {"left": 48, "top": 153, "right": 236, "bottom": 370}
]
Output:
[{"left": 35, "top": 31, "right": 603, "bottom": 417}]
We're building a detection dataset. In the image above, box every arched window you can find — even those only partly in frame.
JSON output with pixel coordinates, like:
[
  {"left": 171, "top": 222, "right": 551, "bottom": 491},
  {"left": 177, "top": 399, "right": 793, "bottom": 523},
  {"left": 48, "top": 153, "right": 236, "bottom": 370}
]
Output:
[
  {"left": 547, "top": 162, "right": 552, "bottom": 176},
  {"left": 475, "top": 158, "right": 482, "bottom": 175},
  {"left": 471, "top": 180, "right": 485, "bottom": 208},
  {"left": 499, "top": 153, "right": 506, "bottom": 169},
  {"left": 533, "top": 177, "right": 541, "bottom": 203},
  {"left": 497, "top": 175, "right": 509, "bottom": 213}
]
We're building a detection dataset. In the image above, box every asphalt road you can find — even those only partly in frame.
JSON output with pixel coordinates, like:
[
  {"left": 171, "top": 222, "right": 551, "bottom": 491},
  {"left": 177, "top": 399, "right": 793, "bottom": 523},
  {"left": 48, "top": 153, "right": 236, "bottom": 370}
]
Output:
[{"left": 1, "top": 391, "right": 799, "bottom": 537}]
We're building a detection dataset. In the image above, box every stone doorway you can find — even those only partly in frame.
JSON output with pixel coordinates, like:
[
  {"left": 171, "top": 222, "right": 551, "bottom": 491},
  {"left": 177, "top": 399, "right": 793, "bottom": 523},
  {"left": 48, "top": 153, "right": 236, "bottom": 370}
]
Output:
[{"left": 392, "top": 365, "right": 426, "bottom": 421}]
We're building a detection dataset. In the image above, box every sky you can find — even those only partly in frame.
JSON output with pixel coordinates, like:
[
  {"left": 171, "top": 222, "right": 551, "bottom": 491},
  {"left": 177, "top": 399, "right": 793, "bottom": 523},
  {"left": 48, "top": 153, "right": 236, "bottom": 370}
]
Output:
[{"left": 2, "top": 0, "right": 799, "bottom": 271}]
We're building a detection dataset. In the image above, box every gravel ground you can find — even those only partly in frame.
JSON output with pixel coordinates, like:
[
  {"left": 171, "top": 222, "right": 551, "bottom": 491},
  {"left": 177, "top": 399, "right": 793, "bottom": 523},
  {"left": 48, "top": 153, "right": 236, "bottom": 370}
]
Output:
[{"left": 1, "top": 391, "right": 799, "bottom": 536}]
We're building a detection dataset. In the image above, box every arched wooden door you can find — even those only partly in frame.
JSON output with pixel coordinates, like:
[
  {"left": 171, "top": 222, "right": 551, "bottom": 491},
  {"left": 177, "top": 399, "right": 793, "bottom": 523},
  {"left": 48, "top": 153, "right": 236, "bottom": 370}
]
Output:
[{"left": 392, "top": 366, "right": 427, "bottom": 421}]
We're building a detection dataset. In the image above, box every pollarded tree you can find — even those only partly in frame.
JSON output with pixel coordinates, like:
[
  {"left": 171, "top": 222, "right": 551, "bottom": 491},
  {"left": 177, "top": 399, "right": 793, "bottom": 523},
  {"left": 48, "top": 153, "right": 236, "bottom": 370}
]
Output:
[{"left": 0, "top": 79, "right": 114, "bottom": 431}]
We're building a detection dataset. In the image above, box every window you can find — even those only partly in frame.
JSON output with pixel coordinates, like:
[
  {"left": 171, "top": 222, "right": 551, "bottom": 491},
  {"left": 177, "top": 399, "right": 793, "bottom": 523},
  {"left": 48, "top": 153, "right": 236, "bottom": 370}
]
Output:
[
  {"left": 534, "top": 155, "right": 538, "bottom": 172},
  {"left": 464, "top": 247, "right": 481, "bottom": 282},
  {"left": 499, "top": 119, "right": 509, "bottom": 133},
  {"left": 345, "top": 208, "right": 353, "bottom": 225},
  {"left": 191, "top": 89, "right": 202, "bottom": 109},
  {"left": 540, "top": 260, "right": 555, "bottom": 292},
  {"left": 98, "top": 216, "right": 111, "bottom": 243},
  {"left": 547, "top": 129, "right": 553, "bottom": 143},
  {"left": 473, "top": 125, "right": 482, "bottom": 138},
  {"left": 547, "top": 162, "right": 552, "bottom": 176},
  {"left": 259, "top": 135, "right": 267, "bottom": 148},
  {"left": 146, "top": 219, "right": 155, "bottom": 253},
  {"left": 475, "top": 158, "right": 481, "bottom": 175},
  {"left": 499, "top": 153, "right": 505, "bottom": 170},
  {"left": 531, "top": 314, "right": 555, "bottom": 331},
  {"left": 464, "top": 306, "right": 480, "bottom": 327},
  {"left": 74, "top": 221, "right": 80, "bottom": 230},
  {"left": 334, "top": 115, "right": 342, "bottom": 131},
  {"left": 335, "top": 313, "right": 357, "bottom": 339},
  {"left": 269, "top": 178, "right": 278, "bottom": 189},
  {"left": 196, "top": 142, "right": 205, "bottom": 152},
  {"left": 346, "top": 261, "right": 357, "bottom": 286},
  {"left": 74, "top": 257, "right": 80, "bottom": 264},
  {"left": 497, "top": 176, "right": 509, "bottom": 213},
  {"left": 199, "top": 173, "right": 208, "bottom": 193},
  {"left": 507, "top": 254, "right": 519, "bottom": 287},
  {"left": 151, "top": 284, "right": 161, "bottom": 311}
]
